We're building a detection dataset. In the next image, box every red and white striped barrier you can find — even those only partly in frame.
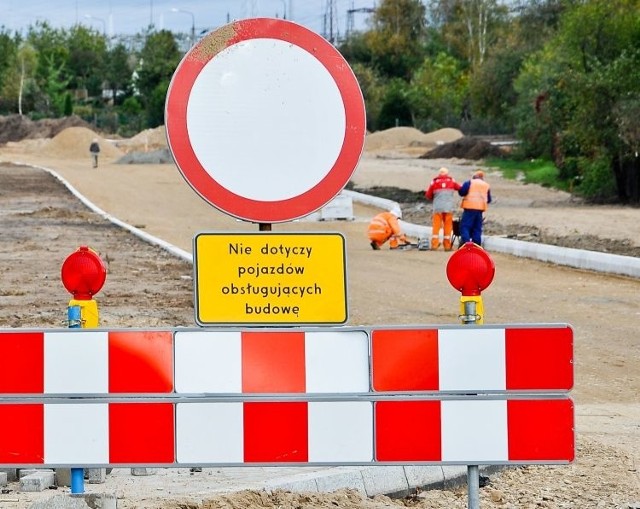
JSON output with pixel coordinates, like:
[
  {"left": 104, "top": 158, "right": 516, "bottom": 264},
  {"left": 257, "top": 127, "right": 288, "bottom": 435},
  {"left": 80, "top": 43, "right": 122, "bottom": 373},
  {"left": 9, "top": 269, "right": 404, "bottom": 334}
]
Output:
[
  {"left": 0, "top": 325, "right": 574, "bottom": 467},
  {"left": 0, "top": 326, "right": 572, "bottom": 394},
  {"left": 0, "top": 398, "right": 573, "bottom": 466}
]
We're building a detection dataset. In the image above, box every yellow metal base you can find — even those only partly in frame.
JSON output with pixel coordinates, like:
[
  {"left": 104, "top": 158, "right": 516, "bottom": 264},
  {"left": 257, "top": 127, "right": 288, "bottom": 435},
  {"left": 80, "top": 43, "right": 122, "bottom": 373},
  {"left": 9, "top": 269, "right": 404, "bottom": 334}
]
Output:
[
  {"left": 69, "top": 299, "right": 99, "bottom": 328},
  {"left": 459, "top": 295, "right": 484, "bottom": 324}
]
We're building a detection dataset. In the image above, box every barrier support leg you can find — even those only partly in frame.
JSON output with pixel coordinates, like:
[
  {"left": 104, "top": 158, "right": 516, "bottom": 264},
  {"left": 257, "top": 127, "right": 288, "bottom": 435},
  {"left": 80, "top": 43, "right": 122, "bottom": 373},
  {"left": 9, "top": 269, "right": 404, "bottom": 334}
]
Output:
[
  {"left": 467, "top": 465, "right": 480, "bottom": 509},
  {"left": 70, "top": 467, "right": 84, "bottom": 494}
]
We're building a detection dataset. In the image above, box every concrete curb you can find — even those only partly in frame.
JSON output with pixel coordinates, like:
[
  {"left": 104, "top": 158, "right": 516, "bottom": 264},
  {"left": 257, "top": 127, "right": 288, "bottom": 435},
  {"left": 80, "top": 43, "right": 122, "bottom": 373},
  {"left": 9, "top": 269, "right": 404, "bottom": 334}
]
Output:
[
  {"left": 263, "top": 464, "right": 469, "bottom": 498},
  {"left": 483, "top": 236, "right": 640, "bottom": 279}
]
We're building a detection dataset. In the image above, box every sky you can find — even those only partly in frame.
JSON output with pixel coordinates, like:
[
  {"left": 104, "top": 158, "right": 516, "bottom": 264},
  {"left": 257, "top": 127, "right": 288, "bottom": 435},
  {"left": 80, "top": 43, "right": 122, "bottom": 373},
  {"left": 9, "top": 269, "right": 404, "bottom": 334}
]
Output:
[{"left": 0, "top": 0, "right": 379, "bottom": 40}]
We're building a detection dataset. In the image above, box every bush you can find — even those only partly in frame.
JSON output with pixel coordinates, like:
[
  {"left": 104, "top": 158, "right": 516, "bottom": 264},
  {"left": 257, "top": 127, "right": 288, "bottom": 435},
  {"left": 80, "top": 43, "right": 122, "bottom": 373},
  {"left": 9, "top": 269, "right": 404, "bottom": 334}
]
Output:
[{"left": 576, "top": 155, "right": 617, "bottom": 203}]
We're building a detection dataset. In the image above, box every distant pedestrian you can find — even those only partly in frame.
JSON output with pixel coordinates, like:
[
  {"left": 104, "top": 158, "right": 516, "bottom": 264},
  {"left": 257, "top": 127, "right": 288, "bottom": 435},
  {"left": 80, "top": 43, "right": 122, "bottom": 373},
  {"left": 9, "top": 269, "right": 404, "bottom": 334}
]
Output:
[
  {"left": 425, "top": 167, "right": 460, "bottom": 251},
  {"left": 89, "top": 138, "right": 100, "bottom": 168},
  {"left": 458, "top": 170, "right": 492, "bottom": 246},
  {"left": 367, "top": 206, "right": 410, "bottom": 250}
]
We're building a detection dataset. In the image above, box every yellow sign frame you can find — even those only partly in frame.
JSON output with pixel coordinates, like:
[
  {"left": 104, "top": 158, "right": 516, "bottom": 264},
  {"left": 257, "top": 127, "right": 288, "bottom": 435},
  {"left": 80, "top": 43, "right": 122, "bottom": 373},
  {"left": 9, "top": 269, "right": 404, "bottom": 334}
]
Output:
[{"left": 193, "top": 232, "right": 348, "bottom": 325}]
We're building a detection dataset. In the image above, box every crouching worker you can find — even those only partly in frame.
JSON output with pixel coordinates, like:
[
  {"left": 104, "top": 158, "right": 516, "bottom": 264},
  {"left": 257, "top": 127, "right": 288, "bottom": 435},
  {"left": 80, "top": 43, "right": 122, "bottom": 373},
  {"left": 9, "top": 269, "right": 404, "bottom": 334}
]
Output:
[{"left": 367, "top": 206, "right": 410, "bottom": 250}]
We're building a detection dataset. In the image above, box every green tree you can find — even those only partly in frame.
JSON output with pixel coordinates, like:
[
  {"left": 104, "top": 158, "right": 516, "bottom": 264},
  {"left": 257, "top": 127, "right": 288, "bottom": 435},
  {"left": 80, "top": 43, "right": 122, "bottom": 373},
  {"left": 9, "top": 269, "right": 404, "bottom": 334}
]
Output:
[
  {"left": 105, "top": 43, "right": 134, "bottom": 106},
  {"left": 377, "top": 78, "right": 413, "bottom": 128},
  {"left": 1, "top": 43, "right": 39, "bottom": 115},
  {"left": 66, "top": 25, "right": 107, "bottom": 97},
  {"left": 135, "top": 30, "right": 181, "bottom": 127},
  {"left": 426, "top": 0, "right": 509, "bottom": 68},
  {"left": 24, "top": 22, "right": 71, "bottom": 117},
  {"left": 0, "top": 29, "right": 20, "bottom": 112},
  {"left": 39, "top": 54, "right": 71, "bottom": 117},
  {"left": 468, "top": 0, "right": 568, "bottom": 131},
  {"left": 349, "top": 63, "right": 386, "bottom": 131},
  {"left": 514, "top": 0, "right": 640, "bottom": 202},
  {"left": 408, "top": 52, "right": 469, "bottom": 130},
  {"left": 365, "top": 0, "right": 428, "bottom": 79}
]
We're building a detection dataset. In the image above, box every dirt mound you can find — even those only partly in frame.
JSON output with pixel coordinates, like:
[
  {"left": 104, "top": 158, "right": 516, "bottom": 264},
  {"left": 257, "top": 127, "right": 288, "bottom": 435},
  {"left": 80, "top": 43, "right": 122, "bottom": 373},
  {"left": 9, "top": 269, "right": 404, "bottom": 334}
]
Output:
[
  {"left": 116, "top": 125, "right": 167, "bottom": 153},
  {"left": 421, "top": 136, "right": 505, "bottom": 160},
  {"left": 45, "top": 126, "right": 123, "bottom": 159},
  {"left": 365, "top": 127, "right": 463, "bottom": 152},
  {"left": 0, "top": 115, "right": 93, "bottom": 144}
]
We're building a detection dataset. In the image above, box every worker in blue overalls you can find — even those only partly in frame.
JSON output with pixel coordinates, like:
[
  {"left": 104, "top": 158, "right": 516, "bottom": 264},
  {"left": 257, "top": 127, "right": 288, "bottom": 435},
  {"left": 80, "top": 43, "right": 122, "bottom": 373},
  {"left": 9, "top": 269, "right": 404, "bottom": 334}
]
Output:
[{"left": 458, "top": 170, "right": 492, "bottom": 247}]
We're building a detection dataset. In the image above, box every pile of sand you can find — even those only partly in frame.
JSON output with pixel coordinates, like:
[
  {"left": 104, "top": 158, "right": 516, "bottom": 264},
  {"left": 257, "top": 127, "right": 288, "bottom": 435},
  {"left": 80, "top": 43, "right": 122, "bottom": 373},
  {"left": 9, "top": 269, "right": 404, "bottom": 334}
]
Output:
[
  {"left": 364, "top": 127, "right": 463, "bottom": 152},
  {"left": 45, "top": 127, "right": 123, "bottom": 160},
  {"left": 116, "top": 126, "right": 167, "bottom": 153}
]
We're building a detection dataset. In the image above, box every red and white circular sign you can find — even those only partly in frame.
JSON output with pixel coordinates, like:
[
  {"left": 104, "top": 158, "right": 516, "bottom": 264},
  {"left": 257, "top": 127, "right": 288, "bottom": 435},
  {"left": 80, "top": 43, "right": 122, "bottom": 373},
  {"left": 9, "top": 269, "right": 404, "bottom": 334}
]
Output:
[{"left": 165, "top": 18, "right": 366, "bottom": 223}]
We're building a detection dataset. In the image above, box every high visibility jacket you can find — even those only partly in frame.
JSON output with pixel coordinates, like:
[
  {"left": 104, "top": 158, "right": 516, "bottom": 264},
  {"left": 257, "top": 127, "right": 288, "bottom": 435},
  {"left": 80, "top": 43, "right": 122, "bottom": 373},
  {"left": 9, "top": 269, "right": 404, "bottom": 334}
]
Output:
[
  {"left": 367, "top": 212, "right": 402, "bottom": 240},
  {"left": 459, "top": 178, "right": 491, "bottom": 211},
  {"left": 425, "top": 175, "right": 460, "bottom": 213}
]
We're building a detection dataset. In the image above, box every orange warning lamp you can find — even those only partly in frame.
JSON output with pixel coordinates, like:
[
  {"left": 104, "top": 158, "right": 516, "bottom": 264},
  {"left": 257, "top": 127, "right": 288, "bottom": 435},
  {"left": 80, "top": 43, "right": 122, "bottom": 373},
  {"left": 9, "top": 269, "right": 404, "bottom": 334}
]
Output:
[
  {"left": 446, "top": 242, "right": 495, "bottom": 296},
  {"left": 61, "top": 246, "right": 107, "bottom": 300}
]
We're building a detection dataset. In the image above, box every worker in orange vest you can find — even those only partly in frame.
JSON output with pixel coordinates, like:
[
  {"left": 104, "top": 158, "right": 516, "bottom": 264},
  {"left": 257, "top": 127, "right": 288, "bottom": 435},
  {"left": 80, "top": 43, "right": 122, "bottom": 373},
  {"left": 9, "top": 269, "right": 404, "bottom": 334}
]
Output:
[
  {"left": 367, "top": 206, "right": 409, "bottom": 250},
  {"left": 425, "top": 167, "right": 461, "bottom": 251},
  {"left": 458, "top": 170, "right": 492, "bottom": 246}
]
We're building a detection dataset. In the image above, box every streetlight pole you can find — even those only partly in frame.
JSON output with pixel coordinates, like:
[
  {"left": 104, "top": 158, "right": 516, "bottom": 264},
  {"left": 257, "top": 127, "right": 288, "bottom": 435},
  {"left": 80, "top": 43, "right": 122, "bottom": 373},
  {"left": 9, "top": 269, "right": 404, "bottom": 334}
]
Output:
[
  {"left": 84, "top": 14, "right": 106, "bottom": 35},
  {"left": 171, "top": 8, "right": 195, "bottom": 46}
]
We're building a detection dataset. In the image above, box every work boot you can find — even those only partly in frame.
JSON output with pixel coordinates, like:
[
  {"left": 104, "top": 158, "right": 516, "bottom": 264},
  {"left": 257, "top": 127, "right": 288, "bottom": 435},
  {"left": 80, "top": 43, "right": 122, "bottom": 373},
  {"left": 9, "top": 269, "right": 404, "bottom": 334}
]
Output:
[{"left": 370, "top": 241, "right": 380, "bottom": 250}]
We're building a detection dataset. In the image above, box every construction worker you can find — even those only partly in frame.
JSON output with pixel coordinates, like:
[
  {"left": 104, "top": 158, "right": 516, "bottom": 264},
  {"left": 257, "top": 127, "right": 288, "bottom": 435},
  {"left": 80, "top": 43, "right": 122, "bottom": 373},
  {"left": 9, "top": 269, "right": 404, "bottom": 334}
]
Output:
[
  {"left": 425, "top": 167, "right": 461, "bottom": 251},
  {"left": 458, "top": 170, "right": 492, "bottom": 246},
  {"left": 367, "top": 205, "right": 409, "bottom": 250}
]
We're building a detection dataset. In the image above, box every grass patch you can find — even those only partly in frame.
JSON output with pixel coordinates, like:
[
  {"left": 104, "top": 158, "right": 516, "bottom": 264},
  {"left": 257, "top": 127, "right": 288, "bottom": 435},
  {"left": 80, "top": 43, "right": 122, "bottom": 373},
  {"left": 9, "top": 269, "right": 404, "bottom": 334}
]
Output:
[{"left": 485, "top": 157, "right": 568, "bottom": 190}]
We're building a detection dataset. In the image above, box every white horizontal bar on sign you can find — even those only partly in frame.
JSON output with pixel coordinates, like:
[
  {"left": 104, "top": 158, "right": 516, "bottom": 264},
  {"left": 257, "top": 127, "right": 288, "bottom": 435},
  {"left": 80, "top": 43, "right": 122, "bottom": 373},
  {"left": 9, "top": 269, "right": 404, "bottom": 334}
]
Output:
[
  {"left": 44, "top": 403, "right": 109, "bottom": 464},
  {"left": 44, "top": 331, "right": 109, "bottom": 394},
  {"left": 438, "top": 328, "right": 506, "bottom": 392},
  {"left": 441, "top": 400, "right": 508, "bottom": 462}
]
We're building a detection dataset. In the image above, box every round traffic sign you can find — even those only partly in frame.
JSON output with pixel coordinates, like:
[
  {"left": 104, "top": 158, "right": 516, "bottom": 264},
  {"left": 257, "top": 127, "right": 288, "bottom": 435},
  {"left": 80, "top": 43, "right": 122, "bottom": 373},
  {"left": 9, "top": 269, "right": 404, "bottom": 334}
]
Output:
[
  {"left": 61, "top": 246, "right": 107, "bottom": 300},
  {"left": 165, "top": 18, "right": 366, "bottom": 223},
  {"left": 446, "top": 242, "right": 495, "bottom": 296}
]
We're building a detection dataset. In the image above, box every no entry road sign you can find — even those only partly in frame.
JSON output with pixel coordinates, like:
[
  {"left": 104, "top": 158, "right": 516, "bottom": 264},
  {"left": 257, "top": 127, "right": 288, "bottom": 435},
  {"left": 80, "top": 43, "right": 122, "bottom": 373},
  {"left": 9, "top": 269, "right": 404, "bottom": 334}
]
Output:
[{"left": 165, "top": 18, "right": 366, "bottom": 223}]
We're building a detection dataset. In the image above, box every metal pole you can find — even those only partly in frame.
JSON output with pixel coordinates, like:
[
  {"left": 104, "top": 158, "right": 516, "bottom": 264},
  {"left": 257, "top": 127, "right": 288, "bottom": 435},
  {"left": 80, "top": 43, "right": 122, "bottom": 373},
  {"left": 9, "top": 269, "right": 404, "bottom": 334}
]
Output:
[
  {"left": 467, "top": 465, "right": 480, "bottom": 509},
  {"left": 462, "top": 298, "right": 480, "bottom": 509},
  {"left": 67, "top": 305, "right": 84, "bottom": 494}
]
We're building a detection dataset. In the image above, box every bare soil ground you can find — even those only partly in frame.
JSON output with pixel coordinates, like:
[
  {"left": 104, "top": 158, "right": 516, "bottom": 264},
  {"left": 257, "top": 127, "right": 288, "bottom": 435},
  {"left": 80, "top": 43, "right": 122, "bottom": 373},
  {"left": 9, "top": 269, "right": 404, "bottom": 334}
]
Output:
[{"left": 0, "top": 124, "right": 639, "bottom": 508}]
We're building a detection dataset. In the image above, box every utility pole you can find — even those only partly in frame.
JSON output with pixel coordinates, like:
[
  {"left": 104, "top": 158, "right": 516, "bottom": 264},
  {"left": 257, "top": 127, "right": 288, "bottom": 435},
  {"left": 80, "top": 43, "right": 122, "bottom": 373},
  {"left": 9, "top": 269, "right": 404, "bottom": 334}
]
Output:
[
  {"left": 346, "top": 6, "right": 375, "bottom": 37},
  {"left": 323, "top": 0, "right": 339, "bottom": 44}
]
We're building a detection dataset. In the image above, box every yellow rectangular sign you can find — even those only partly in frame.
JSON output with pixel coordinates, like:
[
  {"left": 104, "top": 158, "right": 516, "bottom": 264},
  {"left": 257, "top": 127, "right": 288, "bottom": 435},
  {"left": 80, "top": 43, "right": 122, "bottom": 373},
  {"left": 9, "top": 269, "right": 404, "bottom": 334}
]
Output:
[{"left": 193, "top": 232, "right": 348, "bottom": 325}]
